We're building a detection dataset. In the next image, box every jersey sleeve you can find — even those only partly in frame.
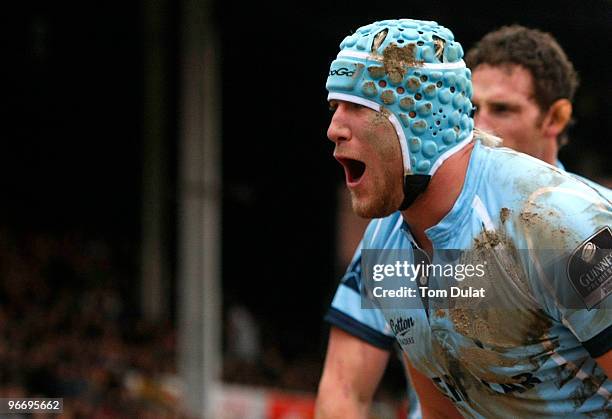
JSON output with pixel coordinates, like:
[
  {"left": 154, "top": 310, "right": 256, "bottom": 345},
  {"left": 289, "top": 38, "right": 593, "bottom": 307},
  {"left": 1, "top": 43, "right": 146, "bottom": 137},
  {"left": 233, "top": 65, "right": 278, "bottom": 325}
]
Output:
[
  {"left": 324, "top": 240, "right": 396, "bottom": 350},
  {"left": 520, "top": 182, "right": 612, "bottom": 359},
  {"left": 555, "top": 223, "right": 612, "bottom": 358}
]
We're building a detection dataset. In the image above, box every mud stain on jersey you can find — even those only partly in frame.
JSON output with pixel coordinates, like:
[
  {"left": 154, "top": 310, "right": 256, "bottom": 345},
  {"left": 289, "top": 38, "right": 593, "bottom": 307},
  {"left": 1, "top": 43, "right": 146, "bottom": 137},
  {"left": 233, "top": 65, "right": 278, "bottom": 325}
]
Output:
[
  {"left": 518, "top": 201, "right": 579, "bottom": 250},
  {"left": 473, "top": 229, "right": 502, "bottom": 249},
  {"left": 452, "top": 229, "right": 552, "bottom": 346},
  {"left": 519, "top": 211, "right": 540, "bottom": 226},
  {"left": 449, "top": 307, "right": 551, "bottom": 348},
  {"left": 457, "top": 345, "right": 520, "bottom": 384},
  {"left": 500, "top": 207, "right": 511, "bottom": 224}
]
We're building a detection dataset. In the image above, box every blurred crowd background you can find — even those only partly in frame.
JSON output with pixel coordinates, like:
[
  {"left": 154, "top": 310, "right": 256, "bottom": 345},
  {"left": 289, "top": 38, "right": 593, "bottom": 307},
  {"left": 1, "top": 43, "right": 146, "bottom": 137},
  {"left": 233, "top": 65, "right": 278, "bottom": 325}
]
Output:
[
  {"left": 3, "top": 1, "right": 610, "bottom": 418},
  {"left": 0, "top": 228, "right": 181, "bottom": 417}
]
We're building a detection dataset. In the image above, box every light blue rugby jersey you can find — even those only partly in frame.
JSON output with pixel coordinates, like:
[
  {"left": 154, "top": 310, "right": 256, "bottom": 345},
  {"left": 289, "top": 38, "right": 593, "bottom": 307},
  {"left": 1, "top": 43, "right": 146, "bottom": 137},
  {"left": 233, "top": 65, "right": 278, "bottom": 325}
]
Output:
[{"left": 325, "top": 139, "right": 612, "bottom": 418}]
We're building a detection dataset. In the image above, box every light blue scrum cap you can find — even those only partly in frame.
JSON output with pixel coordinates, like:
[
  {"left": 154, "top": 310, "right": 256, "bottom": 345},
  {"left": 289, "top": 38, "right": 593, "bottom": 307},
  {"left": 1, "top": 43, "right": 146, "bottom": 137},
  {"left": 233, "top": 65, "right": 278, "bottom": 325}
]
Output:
[{"left": 326, "top": 19, "right": 474, "bottom": 209}]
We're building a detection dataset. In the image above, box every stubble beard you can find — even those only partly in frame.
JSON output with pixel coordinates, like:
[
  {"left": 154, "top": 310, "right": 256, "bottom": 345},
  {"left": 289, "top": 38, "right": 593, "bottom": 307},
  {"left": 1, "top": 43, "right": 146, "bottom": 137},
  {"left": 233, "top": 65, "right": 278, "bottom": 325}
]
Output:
[
  {"left": 353, "top": 113, "right": 403, "bottom": 218},
  {"left": 349, "top": 178, "right": 401, "bottom": 219}
]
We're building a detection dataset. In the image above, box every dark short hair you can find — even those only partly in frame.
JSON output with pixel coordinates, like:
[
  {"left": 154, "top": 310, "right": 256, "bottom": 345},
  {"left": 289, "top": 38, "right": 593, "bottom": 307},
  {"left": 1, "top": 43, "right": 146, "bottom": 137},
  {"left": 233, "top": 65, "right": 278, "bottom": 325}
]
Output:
[{"left": 465, "top": 25, "right": 579, "bottom": 113}]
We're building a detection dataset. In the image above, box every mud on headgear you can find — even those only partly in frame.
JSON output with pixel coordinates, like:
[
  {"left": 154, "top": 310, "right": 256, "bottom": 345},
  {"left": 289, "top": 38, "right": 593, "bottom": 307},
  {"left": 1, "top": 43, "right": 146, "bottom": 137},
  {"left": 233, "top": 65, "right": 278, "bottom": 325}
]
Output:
[{"left": 326, "top": 19, "right": 474, "bottom": 209}]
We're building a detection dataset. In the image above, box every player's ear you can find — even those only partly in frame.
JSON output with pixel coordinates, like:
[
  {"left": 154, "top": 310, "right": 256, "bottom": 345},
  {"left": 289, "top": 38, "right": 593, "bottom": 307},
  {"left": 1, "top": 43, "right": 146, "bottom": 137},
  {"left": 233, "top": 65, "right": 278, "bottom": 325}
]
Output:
[{"left": 542, "top": 99, "right": 572, "bottom": 138}]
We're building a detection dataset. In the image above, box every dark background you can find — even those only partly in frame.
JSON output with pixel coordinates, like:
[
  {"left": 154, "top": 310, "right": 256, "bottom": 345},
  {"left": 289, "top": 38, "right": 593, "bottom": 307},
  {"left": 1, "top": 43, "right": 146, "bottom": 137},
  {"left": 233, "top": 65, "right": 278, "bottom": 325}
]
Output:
[{"left": 4, "top": 0, "right": 611, "bottom": 384}]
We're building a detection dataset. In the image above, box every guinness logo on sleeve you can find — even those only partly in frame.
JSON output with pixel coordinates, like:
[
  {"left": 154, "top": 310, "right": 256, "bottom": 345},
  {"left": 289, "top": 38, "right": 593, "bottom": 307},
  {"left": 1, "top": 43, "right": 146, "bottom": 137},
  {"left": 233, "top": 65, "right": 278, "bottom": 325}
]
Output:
[
  {"left": 567, "top": 226, "right": 612, "bottom": 309},
  {"left": 581, "top": 242, "right": 597, "bottom": 263}
]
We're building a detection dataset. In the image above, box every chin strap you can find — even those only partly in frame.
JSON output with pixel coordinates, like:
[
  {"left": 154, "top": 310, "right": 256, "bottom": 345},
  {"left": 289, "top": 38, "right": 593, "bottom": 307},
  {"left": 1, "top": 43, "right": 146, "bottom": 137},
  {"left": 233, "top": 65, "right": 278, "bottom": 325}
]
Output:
[{"left": 398, "top": 174, "right": 431, "bottom": 210}]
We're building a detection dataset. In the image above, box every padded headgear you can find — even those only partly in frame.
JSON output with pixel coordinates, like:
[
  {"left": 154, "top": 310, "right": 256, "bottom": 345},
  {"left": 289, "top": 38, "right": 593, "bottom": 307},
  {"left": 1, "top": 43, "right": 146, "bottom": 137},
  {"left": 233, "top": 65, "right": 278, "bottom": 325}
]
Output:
[{"left": 326, "top": 19, "right": 474, "bottom": 208}]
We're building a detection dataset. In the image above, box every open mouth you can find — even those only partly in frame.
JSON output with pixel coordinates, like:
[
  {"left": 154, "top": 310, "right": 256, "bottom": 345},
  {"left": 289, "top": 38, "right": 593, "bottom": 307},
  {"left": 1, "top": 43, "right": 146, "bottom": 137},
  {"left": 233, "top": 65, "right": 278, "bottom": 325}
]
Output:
[{"left": 337, "top": 157, "right": 366, "bottom": 185}]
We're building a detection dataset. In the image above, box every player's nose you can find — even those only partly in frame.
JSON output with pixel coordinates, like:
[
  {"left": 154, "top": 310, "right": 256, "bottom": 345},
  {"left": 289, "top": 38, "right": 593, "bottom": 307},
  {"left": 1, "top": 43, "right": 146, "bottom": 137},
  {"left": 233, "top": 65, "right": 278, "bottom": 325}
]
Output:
[{"left": 327, "top": 105, "right": 351, "bottom": 144}]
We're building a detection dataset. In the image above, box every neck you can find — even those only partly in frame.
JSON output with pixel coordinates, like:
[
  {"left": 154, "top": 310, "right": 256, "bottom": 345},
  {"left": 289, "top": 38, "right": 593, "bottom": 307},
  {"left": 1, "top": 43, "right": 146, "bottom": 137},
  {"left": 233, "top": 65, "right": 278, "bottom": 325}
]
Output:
[
  {"left": 542, "top": 138, "right": 559, "bottom": 166},
  {"left": 400, "top": 141, "right": 474, "bottom": 254}
]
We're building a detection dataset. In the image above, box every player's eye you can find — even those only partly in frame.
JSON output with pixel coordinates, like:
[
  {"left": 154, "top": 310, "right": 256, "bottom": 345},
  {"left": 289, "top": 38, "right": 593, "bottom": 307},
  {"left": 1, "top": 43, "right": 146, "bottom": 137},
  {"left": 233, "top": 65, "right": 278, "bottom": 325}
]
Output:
[
  {"left": 328, "top": 100, "right": 367, "bottom": 114},
  {"left": 348, "top": 102, "right": 366, "bottom": 111},
  {"left": 491, "top": 104, "right": 510, "bottom": 114}
]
